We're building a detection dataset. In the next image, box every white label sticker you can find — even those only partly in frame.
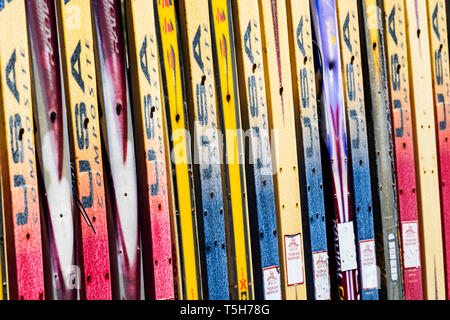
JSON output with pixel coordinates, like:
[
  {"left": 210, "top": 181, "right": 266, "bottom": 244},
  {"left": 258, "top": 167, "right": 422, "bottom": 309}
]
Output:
[
  {"left": 262, "top": 266, "right": 282, "bottom": 300},
  {"left": 284, "top": 234, "right": 304, "bottom": 286},
  {"left": 402, "top": 222, "right": 421, "bottom": 269},
  {"left": 312, "top": 251, "right": 331, "bottom": 300},
  {"left": 359, "top": 239, "right": 378, "bottom": 290},
  {"left": 337, "top": 222, "right": 358, "bottom": 272},
  {"left": 388, "top": 234, "right": 399, "bottom": 281}
]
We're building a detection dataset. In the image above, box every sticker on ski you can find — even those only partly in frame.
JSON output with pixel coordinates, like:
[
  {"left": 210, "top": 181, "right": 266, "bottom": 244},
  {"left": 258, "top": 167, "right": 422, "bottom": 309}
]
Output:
[
  {"left": 154, "top": 0, "right": 202, "bottom": 300},
  {"left": 209, "top": 0, "right": 254, "bottom": 300},
  {"left": 178, "top": 0, "right": 229, "bottom": 300},
  {"left": 336, "top": 0, "right": 378, "bottom": 300},
  {"left": 56, "top": 0, "right": 112, "bottom": 300},
  {"left": 231, "top": 0, "right": 281, "bottom": 300},
  {"left": 286, "top": 0, "right": 330, "bottom": 300},
  {"left": 124, "top": 0, "right": 174, "bottom": 301},
  {"left": 383, "top": 0, "right": 423, "bottom": 300},
  {"left": 0, "top": 0, "right": 45, "bottom": 300},
  {"left": 258, "top": 0, "right": 307, "bottom": 300}
]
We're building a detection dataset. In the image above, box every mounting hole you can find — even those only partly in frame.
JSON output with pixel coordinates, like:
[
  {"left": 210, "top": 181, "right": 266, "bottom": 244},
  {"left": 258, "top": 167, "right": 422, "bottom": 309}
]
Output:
[
  {"left": 158, "top": 203, "right": 162, "bottom": 210},
  {"left": 396, "top": 64, "right": 401, "bottom": 74},
  {"left": 372, "top": 42, "right": 377, "bottom": 50},
  {"left": 303, "top": 56, "right": 308, "bottom": 65},
  {"left": 26, "top": 233, "right": 30, "bottom": 240},
  {"left": 155, "top": 260, "right": 158, "bottom": 265},
  {"left": 50, "top": 111, "right": 57, "bottom": 123},
  {"left": 105, "top": 273, "right": 110, "bottom": 279},
  {"left": 87, "top": 275, "right": 91, "bottom": 283},
  {"left": 417, "top": 29, "right": 421, "bottom": 38},
  {"left": 210, "top": 192, "right": 214, "bottom": 198},
  {"left": 279, "top": 87, "right": 284, "bottom": 96},
  {"left": 226, "top": 94, "right": 231, "bottom": 102},
  {"left": 175, "top": 114, "right": 181, "bottom": 122},
  {"left": 350, "top": 56, "right": 355, "bottom": 65},
  {"left": 329, "top": 62, "right": 335, "bottom": 70},
  {"left": 116, "top": 103, "right": 122, "bottom": 116},
  {"left": 83, "top": 118, "right": 89, "bottom": 129},
  {"left": 18, "top": 128, "right": 24, "bottom": 141},
  {"left": 201, "top": 75, "right": 206, "bottom": 85},
  {"left": 252, "top": 64, "right": 257, "bottom": 73},
  {"left": 92, "top": 216, "right": 96, "bottom": 223},
  {"left": 150, "top": 106, "right": 156, "bottom": 118}
]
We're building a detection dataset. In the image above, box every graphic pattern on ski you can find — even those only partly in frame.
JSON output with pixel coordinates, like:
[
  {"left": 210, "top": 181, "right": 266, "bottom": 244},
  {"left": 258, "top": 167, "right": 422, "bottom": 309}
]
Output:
[
  {"left": 27, "top": 0, "right": 77, "bottom": 300},
  {"left": 359, "top": 0, "right": 403, "bottom": 300},
  {"left": 92, "top": 0, "right": 141, "bottom": 300},
  {"left": 209, "top": 0, "right": 254, "bottom": 300},
  {"left": 310, "top": 0, "right": 359, "bottom": 300},
  {"left": 404, "top": 0, "right": 446, "bottom": 300},
  {"left": 125, "top": 0, "right": 174, "bottom": 301},
  {"left": 286, "top": 0, "right": 330, "bottom": 300},
  {"left": 336, "top": 0, "right": 378, "bottom": 300},
  {"left": 259, "top": 0, "right": 307, "bottom": 300},
  {"left": 0, "top": 0, "right": 45, "bottom": 300},
  {"left": 56, "top": 0, "right": 112, "bottom": 300},
  {"left": 232, "top": 0, "right": 282, "bottom": 300},
  {"left": 383, "top": 0, "right": 423, "bottom": 300},
  {"left": 427, "top": 0, "right": 450, "bottom": 298},
  {"left": 154, "top": 0, "right": 202, "bottom": 300},
  {"left": 178, "top": 0, "right": 230, "bottom": 300}
]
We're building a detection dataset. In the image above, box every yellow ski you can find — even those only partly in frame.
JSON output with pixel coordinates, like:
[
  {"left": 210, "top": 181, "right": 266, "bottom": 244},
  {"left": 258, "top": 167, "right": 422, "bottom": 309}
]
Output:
[
  {"left": 0, "top": 0, "right": 45, "bottom": 300},
  {"left": 405, "top": 0, "right": 446, "bottom": 300},
  {"left": 154, "top": 0, "right": 202, "bottom": 300},
  {"left": 209, "top": 0, "right": 254, "bottom": 300},
  {"left": 258, "top": 0, "right": 307, "bottom": 299}
]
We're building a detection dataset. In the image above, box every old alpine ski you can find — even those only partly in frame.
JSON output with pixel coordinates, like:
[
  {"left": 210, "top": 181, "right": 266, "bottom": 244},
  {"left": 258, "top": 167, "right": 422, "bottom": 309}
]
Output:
[
  {"left": 125, "top": 0, "right": 174, "bottom": 300},
  {"left": 92, "top": 0, "right": 141, "bottom": 300},
  {"left": 286, "top": 0, "right": 331, "bottom": 300},
  {"left": 310, "top": 0, "right": 359, "bottom": 300},
  {"left": 0, "top": 0, "right": 45, "bottom": 300},
  {"left": 178, "top": 0, "right": 230, "bottom": 300},
  {"left": 55, "top": 0, "right": 112, "bottom": 300},
  {"left": 427, "top": 0, "right": 450, "bottom": 298},
  {"left": 232, "top": 0, "right": 282, "bottom": 300}
]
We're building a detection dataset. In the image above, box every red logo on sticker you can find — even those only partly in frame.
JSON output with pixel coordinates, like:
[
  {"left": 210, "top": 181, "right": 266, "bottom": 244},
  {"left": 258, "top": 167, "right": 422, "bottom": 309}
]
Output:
[
  {"left": 288, "top": 238, "right": 299, "bottom": 248},
  {"left": 216, "top": 8, "right": 226, "bottom": 23}
]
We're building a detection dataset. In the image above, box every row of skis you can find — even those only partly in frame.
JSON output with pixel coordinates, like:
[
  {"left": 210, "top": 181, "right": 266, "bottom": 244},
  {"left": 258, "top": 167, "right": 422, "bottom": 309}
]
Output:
[{"left": 0, "top": 0, "right": 448, "bottom": 300}]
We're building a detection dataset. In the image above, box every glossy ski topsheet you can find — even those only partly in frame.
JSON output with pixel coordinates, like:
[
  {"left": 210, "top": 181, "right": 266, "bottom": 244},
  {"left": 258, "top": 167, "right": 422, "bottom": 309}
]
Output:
[
  {"left": 125, "top": 0, "right": 174, "bottom": 301},
  {"left": 178, "top": 0, "right": 229, "bottom": 300},
  {"left": 154, "top": 0, "right": 202, "bottom": 300},
  {"left": 232, "top": 0, "right": 282, "bottom": 300},
  {"left": 259, "top": 0, "right": 307, "bottom": 300},
  {"left": 56, "top": 0, "right": 112, "bottom": 300},
  {"left": 405, "top": 0, "right": 445, "bottom": 300},
  {"left": 310, "top": 0, "right": 359, "bottom": 300},
  {"left": 427, "top": 0, "right": 450, "bottom": 298},
  {"left": 92, "top": 0, "right": 140, "bottom": 300},
  {"left": 383, "top": 0, "right": 423, "bottom": 300},
  {"left": 209, "top": 0, "right": 254, "bottom": 300},
  {"left": 336, "top": 0, "right": 378, "bottom": 300},
  {"left": 286, "top": 0, "right": 330, "bottom": 300},
  {"left": 26, "top": 0, "right": 77, "bottom": 300},
  {"left": 0, "top": 0, "right": 45, "bottom": 300},
  {"left": 359, "top": 0, "right": 403, "bottom": 300}
]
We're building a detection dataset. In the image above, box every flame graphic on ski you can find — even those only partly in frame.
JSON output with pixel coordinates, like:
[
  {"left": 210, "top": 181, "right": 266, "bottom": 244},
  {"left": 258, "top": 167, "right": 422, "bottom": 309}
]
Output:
[
  {"left": 27, "top": 0, "right": 77, "bottom": 300},
  {"left": 93, "top": 0, "right": 140, "bottom": 299},
  {"left": 311, "top": 0, "right": 359, "bottom": 300}
]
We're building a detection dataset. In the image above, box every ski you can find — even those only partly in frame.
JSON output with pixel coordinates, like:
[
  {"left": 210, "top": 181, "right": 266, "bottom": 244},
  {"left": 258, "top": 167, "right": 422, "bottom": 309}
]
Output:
[
  {"left": 286, "top": 0, "right": 330, "bottom": 300},
  {"left": 0, "top": 0, "right": 45, "bottom": 300},
  {"left": 124, "top": 0, "right": 174, "bottom": 301},
  {"left": 232, "top": 0, "right": 282, "bottom": 300},
  {"left": 154, "top": 0, "right": 202, "bottom": 300},
  {"left": 209, "top": 0, "right": 254, "bottom": 300},
  {"left": 427, "top": 0, "right": 450, "bottom": 298},
  {"left": 310, "top": 0, "right": 359, "bottom": 300},
  {"left": 336, "top": 0, "right": 378, "bottom": 300},
  {"left": 258, "top": 0, "right": 307, "bottom": 300},
  {"left": 359, "top": 0, "right": 403, "bottom": 300},
  {"left": 92, "top": 0, "right": 141, "bottom": 300},
  {"left": 26, "top": 0, "right": 78, "bottom": 300},
  {"left": 383, "top": 0, "right": 423, "bottom": 300},
  {"left": 0, "top": 179, "right": 6, "bottom": 300},
  {"left": 404, "top": 0, "right": 446, "bottom": 300},
  {"left": 178, "top": 0, "right": 230, "bottom": 300},
  {"left": 55, "top": 0, "right": 112, "bottom": 300}
]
